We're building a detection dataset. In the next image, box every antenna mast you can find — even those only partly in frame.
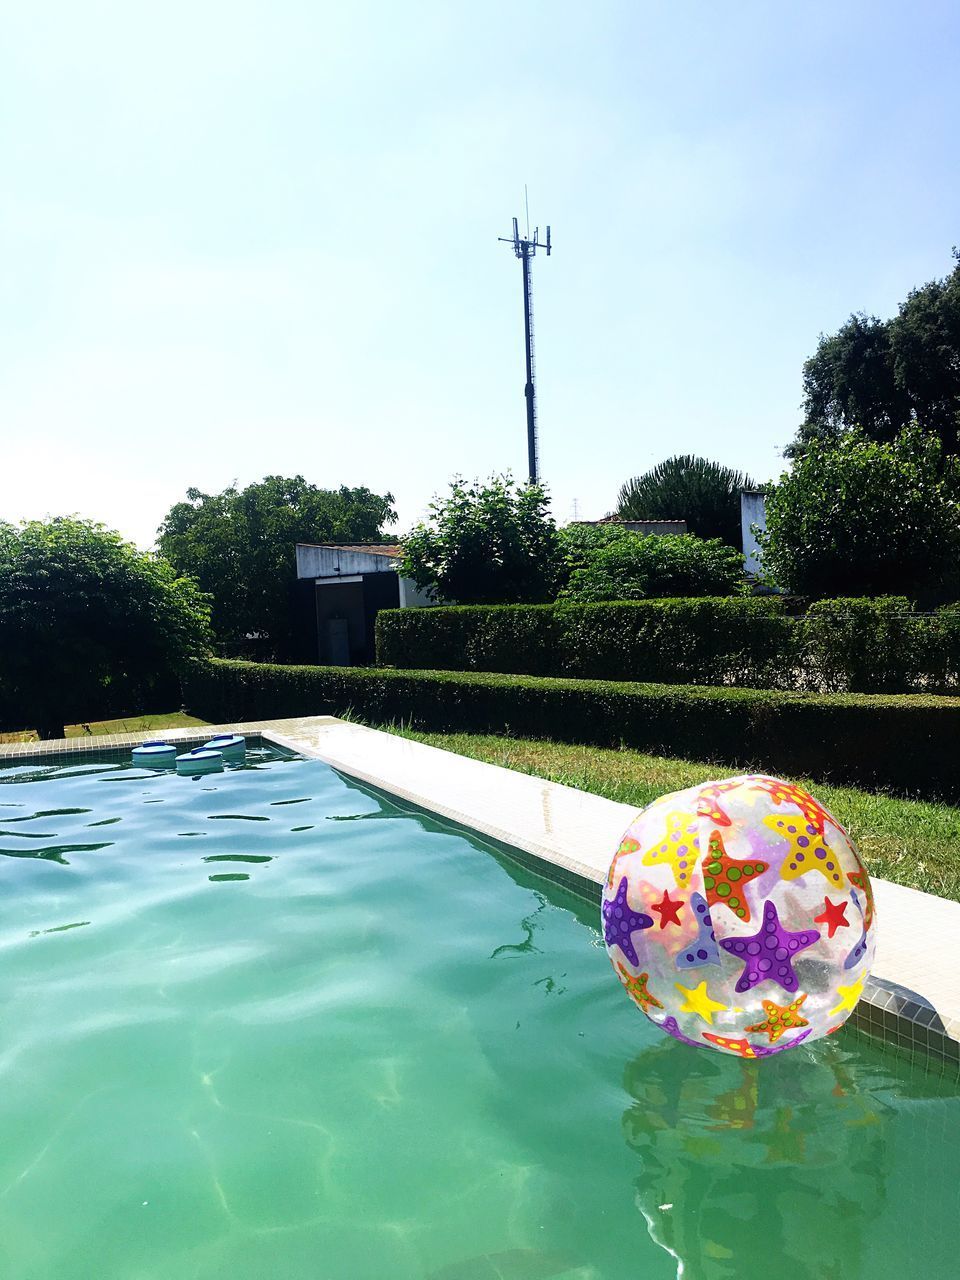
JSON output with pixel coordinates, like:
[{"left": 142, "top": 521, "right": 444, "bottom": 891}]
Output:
[{"left": 499, "top": 203, "right": 552, "bottom": 485}]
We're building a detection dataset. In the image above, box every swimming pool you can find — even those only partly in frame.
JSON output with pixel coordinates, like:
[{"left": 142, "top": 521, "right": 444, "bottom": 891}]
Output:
[{"left": 0, "top": 749, "right": 957, "bottom": 1279}]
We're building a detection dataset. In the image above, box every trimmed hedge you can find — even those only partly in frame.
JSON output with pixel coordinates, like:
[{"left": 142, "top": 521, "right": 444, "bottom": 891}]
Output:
[
  {"left": 376, "top": 598, "right": 797, "bottom": 688},
  {"left": 184, "top": 658, "right": 960, "bottom": 799},
  {"left": 376, "top": 596, "right": 960, "bottom": 694}
]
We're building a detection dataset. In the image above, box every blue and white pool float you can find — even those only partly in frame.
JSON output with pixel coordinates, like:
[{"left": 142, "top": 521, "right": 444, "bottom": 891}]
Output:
[
  {"left": 176, "top": 748, "right": 224, "bottom": 776},
  {"left": 203, "top": 733, "right": 246, "bottom": 762},
  {"left": 132, "top": 741, "right": 178, "bottom": 768}
]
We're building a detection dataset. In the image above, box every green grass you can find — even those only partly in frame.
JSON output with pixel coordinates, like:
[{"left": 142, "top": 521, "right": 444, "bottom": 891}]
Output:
[
  {"left": 0, "top": 712, "right": 210, "bottom": 744},
  {"left": 382, "top": 727, "right": 960, "bottom": 904}
]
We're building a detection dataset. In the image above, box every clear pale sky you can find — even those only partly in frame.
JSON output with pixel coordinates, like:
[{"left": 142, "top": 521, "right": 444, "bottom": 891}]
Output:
[{"left": 2, "top": 1, "right": 958, "bottom": 546}]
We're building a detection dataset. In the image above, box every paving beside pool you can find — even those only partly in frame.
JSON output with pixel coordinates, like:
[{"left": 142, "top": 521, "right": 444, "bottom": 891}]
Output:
[{"left": 2, "top": 715, "right": 957, "bottom": 1076}]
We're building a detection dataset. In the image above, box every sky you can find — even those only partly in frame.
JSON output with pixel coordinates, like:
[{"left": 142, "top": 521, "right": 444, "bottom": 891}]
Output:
[{"left": 2, "top": 0, "right": 959, "bottom": 546}]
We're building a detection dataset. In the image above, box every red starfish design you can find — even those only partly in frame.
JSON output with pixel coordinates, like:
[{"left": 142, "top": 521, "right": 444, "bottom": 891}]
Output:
[
  {"left": 651, "top": 888, "right": 684, "bottom": 929},
  {"left": 694, "top": 781, "right": 739, "bottom": 827},
  {"left": 702, "top": 1033, "right": 759, "bottom": 1059},
  {"left": 813, "top": 896, "right": 849, "bottom": 938}
]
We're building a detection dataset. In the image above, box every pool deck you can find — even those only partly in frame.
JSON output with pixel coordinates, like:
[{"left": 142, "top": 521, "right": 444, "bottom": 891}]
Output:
[{"left": 3, "top": 715, "right": 958, "bottom": 1076}]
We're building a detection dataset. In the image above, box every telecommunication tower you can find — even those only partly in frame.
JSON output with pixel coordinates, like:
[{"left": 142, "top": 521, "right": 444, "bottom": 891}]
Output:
[{"left": 499, "top": 202, "right": 551, "bottom": 484}]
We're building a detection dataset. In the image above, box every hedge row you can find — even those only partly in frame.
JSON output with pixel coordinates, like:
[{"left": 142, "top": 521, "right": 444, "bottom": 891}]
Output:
[
  {"left": 375, "top": 596, "right": 960, "bottom": 694},
  {"left": 184, "top": 658, "right": 960, "bottom": 799}
]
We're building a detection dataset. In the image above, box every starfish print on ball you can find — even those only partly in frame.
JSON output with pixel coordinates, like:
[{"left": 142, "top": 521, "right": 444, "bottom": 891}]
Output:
[
  {"left": 750, "top": 777, "right": 838, "bottom": 837},
  {"left": 602, "top": 876, "right": 654, "bottom": 967},
  {"left": 701, "top": 1033, "right": 759, "bottom": 1059},
  {"left": 675, "top": 980, "right": 728, "bottom": 1025},
  {"left": 641, "top": 812, "right": 701, "bottom": 890},
  {"left": 765, "top": 814, "right": 845, "bottom": 891},
  {"left": 848, "top": 870, "right": 875, "bottom": 932},
  {"left": 701, "top": 829, "right": 768, "bottom": 922},
  {"left": 720, "top": 900, "right": 820, "bottom": 995},
  {"left": 694, "top": 781, "right": 740, "bottom": 827},
  {"left": 614, "top": 962, "right": 663, "bottom": 1014},
  {"left": 744, "top": 994, "right": 810, "bottom": 1043},
  {"left": 660, "top": 1016, "right": 705, "bottom": 1049},
  {"left": 651, "top": 889, "right": 684, "bottom": 930},
  {"left": 606, "top": 835, "right": 639, "bottom": 890},
  {"left": 675, "top": 892, "right": 721, "bottom": 971},
  {"left": 829, "top": 976, "right": 865, "bottom": 1017},
  {"left": 843, "top": 892, "right": 869, "bottom": 971},
  {"left": 813, "top": 896, "right": 849, "bottom": 938}
]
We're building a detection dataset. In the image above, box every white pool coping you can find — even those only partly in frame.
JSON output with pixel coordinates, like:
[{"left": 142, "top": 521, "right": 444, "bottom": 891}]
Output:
[{"left": 3, "top": 716, "right": 958, "bottom": 1072}]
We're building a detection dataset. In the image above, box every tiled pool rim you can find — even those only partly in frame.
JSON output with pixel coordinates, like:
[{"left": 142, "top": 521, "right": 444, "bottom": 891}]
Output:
[{"left": 2, "top": 716, "right": 957, "bottom": 1081}]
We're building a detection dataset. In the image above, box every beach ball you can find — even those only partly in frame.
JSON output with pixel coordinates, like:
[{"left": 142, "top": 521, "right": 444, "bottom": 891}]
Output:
[{"left": 601, "top": 775, "right": 876, "bottom": 1058}]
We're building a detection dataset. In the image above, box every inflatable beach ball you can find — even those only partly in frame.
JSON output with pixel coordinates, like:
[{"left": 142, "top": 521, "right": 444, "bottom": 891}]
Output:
[{"left": 602, "top": 776, "right": 876, "bottom": 1058}]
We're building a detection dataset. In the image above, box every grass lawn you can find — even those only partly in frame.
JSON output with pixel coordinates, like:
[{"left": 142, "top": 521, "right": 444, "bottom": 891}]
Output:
[
  {"left": 385, "top": 727, "right": 960, "bottom": 904},
  {"left": 0, "top": 712, "right": 210, "bottom": 744}
]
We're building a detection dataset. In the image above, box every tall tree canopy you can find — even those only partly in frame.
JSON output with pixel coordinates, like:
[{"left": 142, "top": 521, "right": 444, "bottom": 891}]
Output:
[
  {"left": 616, "top": 455, "right": 755, "bottom": 546},
  {"left": 760, "top": 427, "right": 960, "bottom": 600},
  {"left": 158, "top": 476, "right": 396, "bottom": 649},
  {"left": 398, "top": 475, "right": 561, "bottom": 605},
  {"left": 791, "top": 249, "right": 960, "bottom": 457},
  {"left": 0, "top": 518, "right": 211, "bottom": 738}
]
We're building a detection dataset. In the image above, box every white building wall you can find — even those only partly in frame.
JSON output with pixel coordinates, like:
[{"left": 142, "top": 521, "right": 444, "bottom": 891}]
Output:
[{"left": 740, "top": 491, "right": 767, "bottom": 577}]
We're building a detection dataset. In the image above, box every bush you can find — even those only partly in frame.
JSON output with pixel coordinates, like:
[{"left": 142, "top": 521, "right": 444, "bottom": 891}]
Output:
[
  {"left": 398, "top": 475, "right": 562, "bottom": 604},
  {"left": 761, "top": 427, "right": 960, "bottom": 599},
  {"left": 184, "top": 658, "right": 960, "bottom": 799},
  {"left": 557, "top": 525, "right": 745, "bottom": 601},
  {"left": 376, "top": 598, "right": 795, "bottom": 687},
  {"left": 378, "top": 595, "right": 960, "bottom": 694}
]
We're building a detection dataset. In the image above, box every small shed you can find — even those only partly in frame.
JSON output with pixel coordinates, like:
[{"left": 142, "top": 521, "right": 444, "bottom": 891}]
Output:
[{"left": 294, "top": 543, "right": 432, "bottom": 665}]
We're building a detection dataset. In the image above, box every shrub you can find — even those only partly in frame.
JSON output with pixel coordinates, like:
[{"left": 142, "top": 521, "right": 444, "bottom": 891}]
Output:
[
  {"left": 398, "top": 475, "right": 562, "bottom": 604},
  {"left": 760, "top": 427, "right": 960, "bottom": 599},
  {"left": 184, "top": 658, "right": 960, "bottom": 800},
  {"left": 557, "top": 526, "right": 745, "bottom": 601},
  {"left": 376, "top": 598, "right": 795, "bottom": 687}
]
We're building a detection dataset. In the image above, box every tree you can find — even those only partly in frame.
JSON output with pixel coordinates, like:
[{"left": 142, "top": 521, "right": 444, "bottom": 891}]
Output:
[
  {"left": 759, "top": 427, "right": 960, "bottom": 599},
  {"left": 0, "top": 518, "right": 211, "bottom": 739},
  {"left": 398, "top": 475, "right": 562, "bottom": 604},
  {"left": 791, "top": 249, "right": 960, "bottom": 458},
  {"left": 558, "top": 524, "right": 744, "bottom": 602},
  {"left": 616, "top": 455, "right": 756, "bottom": 546},
  {"left": 158, "top": 476, "right": 396, "bottom": 650}
]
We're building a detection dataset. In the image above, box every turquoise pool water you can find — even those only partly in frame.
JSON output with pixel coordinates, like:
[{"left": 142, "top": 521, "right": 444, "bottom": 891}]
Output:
[{"left": 0, "top": 750, "right": 957, "bottom": 1280}]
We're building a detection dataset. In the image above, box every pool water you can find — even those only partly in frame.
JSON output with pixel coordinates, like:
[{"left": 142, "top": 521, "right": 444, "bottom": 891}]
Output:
[{"left": 0, "top": 751, "right": 957, "bottom": 1280}]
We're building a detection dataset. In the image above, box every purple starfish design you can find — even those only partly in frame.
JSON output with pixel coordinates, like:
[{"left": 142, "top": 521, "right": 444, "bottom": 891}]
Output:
[
  {"left": 660, "top": 1016, "right": 705, "bottom": 1048},
  {"left": 719, "top": 900, "right": 820, "bottom": 995},
  {"left": 675, "top": 891, "right": 721, "bottom": 971},
  {"left": 752, "top": 1028, "right": 814, "bottom": 1057},
  {"left": 602, "top": 876, "right": 653, "bottom": 966},
  {"left": 844, "top": 889, "right": 869, "bottom": 970}
]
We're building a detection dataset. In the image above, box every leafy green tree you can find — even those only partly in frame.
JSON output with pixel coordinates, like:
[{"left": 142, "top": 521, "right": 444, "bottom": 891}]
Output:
[
  {"left": 0, "top": 518, "right": 211, "bottom": 739},
  {"left": 616, "top": 455, "right": 756, "bottom": 546},
  {"left": 760, "top": 428, "right": 960, "bottom": 599},
  {"left": 158, "top": 476, "right": 396, "bottom": 650},
  {"left": 791, "top": 249, "right": 960, "bottom": 457},
  {"left": 398, "top": 475, "right": 562, "bottom": 604},
  {"left": 558, "top": 524, "right": 744, "bottom": 602}
]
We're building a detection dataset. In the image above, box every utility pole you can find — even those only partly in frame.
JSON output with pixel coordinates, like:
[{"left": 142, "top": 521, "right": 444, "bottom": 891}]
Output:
[{"left": 499, "top": 200, "right": 551, "bottom": 484}]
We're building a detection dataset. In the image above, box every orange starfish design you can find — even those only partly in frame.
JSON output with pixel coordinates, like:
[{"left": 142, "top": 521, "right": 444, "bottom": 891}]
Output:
[
  {"left": 702, "top": 1033, "right": 759, "bottom": 1059},
  {"left": 606, "top": 835, "right": 639, "bottom": 890},
  {"left": 847, "top": 870, "right": 875, "bottom": 931},
  {"left": 744, "top": 994, "right": 809, "bottom": 1043},
  {"left": 614, "top": 962, "right": 663, "bottom": 1014},
  {"left": 700, "top": 829, "right": 768, "bottom": 922},
  {"left": 750, "top": 777, "right": 840, "bottom": 838},
  {"left": 694, "top": 781, "right": 740, "bottom": 827}
]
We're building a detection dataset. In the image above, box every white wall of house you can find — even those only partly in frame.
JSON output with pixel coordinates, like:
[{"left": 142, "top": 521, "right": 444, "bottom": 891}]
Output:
[
  {"left": 741, "top": 490, "right": 767, "bottom": 577},
  {"left": 398, "top": 577, "right": 436, "bottom": 607}
]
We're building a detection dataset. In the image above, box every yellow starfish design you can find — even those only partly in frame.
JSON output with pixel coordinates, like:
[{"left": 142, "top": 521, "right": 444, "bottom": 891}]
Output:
[
  {"left": 642, "top": 811, "right": 701, "bottom": 890},
  {"left": 675, "top": 980, "right": 729, "bottom": 1025},
  {"left": 764, "top": 814, "right": 845, "bottom": 890},
  {"left": 829, "top": 976, "right": 865, "bottom": 1017}
]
